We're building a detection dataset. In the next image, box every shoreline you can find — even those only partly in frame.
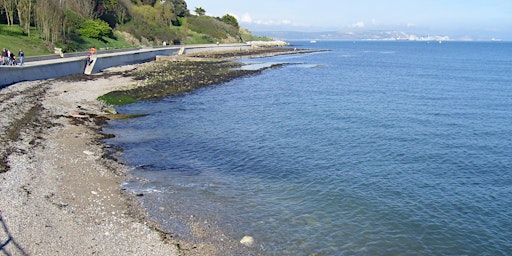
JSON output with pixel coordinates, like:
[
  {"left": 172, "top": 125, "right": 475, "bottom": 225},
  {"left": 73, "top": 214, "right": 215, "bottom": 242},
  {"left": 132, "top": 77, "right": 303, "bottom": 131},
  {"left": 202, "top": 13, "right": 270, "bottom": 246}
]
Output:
[{"left": 0, "top": 47, "right": 315, "bottom": 255}]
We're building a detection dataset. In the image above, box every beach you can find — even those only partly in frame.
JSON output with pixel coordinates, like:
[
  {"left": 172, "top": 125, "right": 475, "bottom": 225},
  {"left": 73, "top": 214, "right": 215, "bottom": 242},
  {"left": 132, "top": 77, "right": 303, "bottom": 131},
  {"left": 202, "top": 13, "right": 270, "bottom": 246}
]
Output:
[
  {"left": 0, "top": 47, "right": 307, "bottom": 256},
  {"left": 0, "top": 64, "right": 184, "bottom": 255}
]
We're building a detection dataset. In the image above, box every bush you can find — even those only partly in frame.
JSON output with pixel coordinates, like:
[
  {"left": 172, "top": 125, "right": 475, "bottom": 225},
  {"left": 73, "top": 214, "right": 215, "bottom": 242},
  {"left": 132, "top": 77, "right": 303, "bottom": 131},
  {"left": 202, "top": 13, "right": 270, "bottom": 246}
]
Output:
[
  {"left": 79, "top": 19, "right": 113, "bottom": 39},
  {"left": 65, "top": 10, "right": 84, "bottom": 33},
  {"left": 221, "top": 14, "right": 239, "bottom": 28}
]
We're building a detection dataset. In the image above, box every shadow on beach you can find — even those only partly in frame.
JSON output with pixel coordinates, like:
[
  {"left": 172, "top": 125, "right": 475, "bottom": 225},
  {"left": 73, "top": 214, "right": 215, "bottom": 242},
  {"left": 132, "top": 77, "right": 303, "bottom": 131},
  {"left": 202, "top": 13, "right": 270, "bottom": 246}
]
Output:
[{"left": 1, "top": 214, "right": 28, "bottom": 256}]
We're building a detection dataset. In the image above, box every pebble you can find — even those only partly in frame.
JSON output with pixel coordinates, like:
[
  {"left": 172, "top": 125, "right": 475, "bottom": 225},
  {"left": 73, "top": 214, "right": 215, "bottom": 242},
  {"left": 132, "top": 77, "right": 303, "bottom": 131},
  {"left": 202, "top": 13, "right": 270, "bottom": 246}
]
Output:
[
  {"left": 240, "top": 236, "right": 255, "bottom": 247},
  {"left": 83, "top": 150, "right": 94, "bottom": 155}
]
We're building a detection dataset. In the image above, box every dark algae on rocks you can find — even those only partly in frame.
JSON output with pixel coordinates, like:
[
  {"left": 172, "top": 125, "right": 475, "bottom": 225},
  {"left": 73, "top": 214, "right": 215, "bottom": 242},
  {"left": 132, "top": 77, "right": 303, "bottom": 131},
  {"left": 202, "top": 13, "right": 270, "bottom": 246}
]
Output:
[
  {"left": 98, "top": 47, "right": 313, "bottom": 106},
  {"left": 99, "top": 59, "right": 259, "bottom": 105}
]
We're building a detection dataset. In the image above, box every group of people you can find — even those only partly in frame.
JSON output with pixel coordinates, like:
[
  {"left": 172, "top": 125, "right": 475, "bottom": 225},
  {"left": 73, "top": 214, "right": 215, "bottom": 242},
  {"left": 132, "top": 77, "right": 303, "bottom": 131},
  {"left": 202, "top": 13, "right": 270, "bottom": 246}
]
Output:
[{"left": 1, "top": 48, "right": 24, "bottom": 66}]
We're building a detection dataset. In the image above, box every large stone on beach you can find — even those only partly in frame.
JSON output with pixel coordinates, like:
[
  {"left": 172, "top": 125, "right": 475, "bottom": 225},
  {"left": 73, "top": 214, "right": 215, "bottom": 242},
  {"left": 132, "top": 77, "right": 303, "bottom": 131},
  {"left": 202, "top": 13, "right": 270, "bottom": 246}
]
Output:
[{"left": 240, "top": 236, "right": 255, "bottom": 247}]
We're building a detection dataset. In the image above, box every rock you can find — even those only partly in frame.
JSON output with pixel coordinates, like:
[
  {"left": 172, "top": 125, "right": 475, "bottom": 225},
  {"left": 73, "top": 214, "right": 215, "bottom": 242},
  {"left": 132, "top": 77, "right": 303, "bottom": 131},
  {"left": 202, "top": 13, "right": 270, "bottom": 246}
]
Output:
[
  {"left": 240, "top": 236, "right": 255, "bottom": 247},
  {"left": 83, "top": 150, "right": 94, "bottom": 155}
]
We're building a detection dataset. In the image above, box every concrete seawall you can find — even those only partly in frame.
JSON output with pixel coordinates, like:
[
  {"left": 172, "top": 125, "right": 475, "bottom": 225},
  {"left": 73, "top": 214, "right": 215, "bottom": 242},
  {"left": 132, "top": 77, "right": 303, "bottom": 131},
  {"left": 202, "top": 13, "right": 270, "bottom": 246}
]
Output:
[{"left": 0, "top": 43, "right": 253, "bottom": 87}]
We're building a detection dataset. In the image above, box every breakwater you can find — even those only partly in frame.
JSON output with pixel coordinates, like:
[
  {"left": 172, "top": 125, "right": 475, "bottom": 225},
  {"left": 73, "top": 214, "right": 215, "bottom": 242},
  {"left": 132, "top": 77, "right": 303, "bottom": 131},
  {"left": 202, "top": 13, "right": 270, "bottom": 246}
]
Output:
[{"left": 0, "top": 43, "right": 263, "bottom": 87}]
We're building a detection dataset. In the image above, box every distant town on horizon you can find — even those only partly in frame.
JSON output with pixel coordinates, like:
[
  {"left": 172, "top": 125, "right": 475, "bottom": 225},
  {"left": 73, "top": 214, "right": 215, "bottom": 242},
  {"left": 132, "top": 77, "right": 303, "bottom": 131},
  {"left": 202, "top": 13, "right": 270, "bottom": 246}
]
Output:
[{"left": 254, "top": 30, "right": 507, "bottom": 42}]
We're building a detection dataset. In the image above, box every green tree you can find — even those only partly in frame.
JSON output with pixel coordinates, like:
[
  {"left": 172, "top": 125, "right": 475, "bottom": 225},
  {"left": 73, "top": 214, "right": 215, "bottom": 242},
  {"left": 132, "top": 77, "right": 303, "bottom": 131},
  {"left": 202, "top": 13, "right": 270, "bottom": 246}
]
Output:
[
  {"left": 140, "top": 0, "right": 157, "bottom": 5},
  {"left": 15, "top": 0, "right": 33, "bottom": 35},
  {"left": 63, "top": 0, "right": 96, "bottom": 19},
  {"left": 64, "top": 10, "right": 84, "bottom": 36},
  {"left": 170, "top": 0, "right": 189, "bottom": 17},
  {"left": 194, "top": 7, "right": 205, "bottom": 16},
  {"left": 34, "top": 0, "right": 65, "bottom": 43},
  {"left": 100, "top": 0, "right": 131, "bottom": 25},
  {"left": 221, "top": 14, "right": 239, "bottom": 28},
  {"left": 1, "top": 0, "right": 15, "bottom": 25},
  {"left": 131, "top": 4, "right": 157, "bottom": 25},
  {"left": 154, "top": 0, "right": 173, "bottom": 26}
]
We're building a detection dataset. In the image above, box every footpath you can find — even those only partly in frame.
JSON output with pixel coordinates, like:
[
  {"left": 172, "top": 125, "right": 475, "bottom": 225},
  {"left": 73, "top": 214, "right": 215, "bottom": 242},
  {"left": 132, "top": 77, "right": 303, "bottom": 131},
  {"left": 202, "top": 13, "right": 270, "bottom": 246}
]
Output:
[{"left": 0, "top": 43, "right": 255, "bottom": 87}]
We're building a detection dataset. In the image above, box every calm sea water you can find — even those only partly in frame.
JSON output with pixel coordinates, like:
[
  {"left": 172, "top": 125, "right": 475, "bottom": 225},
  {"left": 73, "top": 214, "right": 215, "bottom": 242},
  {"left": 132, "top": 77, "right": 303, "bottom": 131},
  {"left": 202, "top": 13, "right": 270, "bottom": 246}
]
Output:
[{"left": 104, "top": 41, "right": 512, "bottom": 255}]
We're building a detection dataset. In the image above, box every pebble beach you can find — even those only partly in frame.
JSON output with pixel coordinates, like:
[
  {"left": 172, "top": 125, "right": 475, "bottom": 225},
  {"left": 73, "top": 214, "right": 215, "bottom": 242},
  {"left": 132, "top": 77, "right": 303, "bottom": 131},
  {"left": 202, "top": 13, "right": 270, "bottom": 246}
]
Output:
[{"left": 0, "top": 65, "right": 182, "bottom": 255}]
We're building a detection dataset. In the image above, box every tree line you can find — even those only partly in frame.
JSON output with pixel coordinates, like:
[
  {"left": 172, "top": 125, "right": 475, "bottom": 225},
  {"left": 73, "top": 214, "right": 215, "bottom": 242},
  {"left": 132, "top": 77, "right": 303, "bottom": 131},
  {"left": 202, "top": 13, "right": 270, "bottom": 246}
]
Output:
[{"left": 0, "top": 0, "right": 240, "bottom": 50}]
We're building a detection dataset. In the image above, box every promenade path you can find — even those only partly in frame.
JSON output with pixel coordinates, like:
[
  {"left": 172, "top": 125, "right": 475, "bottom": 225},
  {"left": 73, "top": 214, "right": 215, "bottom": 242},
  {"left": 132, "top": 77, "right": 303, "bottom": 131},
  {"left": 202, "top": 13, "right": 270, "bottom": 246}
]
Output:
[{"left": 0, "top": 43, "right": 250, "bottom": 87}]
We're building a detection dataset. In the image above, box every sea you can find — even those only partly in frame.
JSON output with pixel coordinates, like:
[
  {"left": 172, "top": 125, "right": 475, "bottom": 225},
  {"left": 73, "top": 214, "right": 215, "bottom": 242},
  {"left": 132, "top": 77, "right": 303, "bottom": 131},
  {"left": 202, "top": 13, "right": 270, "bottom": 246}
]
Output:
[{"left": 104, "top": 41, "right": 512, "bottom": 255}]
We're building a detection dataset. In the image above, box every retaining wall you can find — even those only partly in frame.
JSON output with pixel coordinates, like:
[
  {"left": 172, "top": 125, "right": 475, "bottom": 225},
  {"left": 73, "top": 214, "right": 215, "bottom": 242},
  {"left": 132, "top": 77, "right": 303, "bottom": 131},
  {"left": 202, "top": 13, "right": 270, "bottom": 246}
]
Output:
[
  {"left": 0, "top": 44, "right": 252, "bottom": 88},
  {"left": 0, "top": 60, "right": 86, "bottom": 88}
]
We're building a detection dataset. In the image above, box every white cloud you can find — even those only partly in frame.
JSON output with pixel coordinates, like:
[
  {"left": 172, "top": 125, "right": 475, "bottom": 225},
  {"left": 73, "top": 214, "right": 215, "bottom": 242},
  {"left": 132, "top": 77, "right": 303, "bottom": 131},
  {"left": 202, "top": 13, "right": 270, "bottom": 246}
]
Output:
[
  {"left": 280, "top": 20, "right": 292, "bottom": 25},
  {"left": 241, "top": 13, "right": 253, "bottom": 23},
  {"left": 249, "top": 19, "right": 293, "bottom": 26},
  {"left": 351, "top": 21, "right": 365, "bottom": 28},
  {"left": 236, "top": 12, "right": 297, "bottom": 28}
]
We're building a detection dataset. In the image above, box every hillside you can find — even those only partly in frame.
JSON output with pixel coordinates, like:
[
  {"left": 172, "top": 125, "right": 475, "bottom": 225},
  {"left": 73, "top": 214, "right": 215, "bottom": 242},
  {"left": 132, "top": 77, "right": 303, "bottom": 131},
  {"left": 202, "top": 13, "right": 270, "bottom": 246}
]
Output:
[{"left": 0, "top": 0, "right": 268, "bottom": 56}]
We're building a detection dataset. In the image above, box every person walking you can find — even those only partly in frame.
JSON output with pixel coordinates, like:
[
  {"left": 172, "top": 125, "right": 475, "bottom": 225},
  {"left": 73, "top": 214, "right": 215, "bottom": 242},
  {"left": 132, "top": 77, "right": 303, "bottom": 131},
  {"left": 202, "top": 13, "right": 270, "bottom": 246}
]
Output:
[
  {"left": 85, "top": 53, "right": 93, "bottom": 66},
  {"left": 9, "top": 51, "right": 16, "bottom": 66},
  {"left": 18, "top": 49, "right": 24, "bottom": 66},
  {"left": 1, "top": 48, "right": 6, "bottom": 65},
  {"left": 6, "top": 49, "right": 12, "bottom": 65}
]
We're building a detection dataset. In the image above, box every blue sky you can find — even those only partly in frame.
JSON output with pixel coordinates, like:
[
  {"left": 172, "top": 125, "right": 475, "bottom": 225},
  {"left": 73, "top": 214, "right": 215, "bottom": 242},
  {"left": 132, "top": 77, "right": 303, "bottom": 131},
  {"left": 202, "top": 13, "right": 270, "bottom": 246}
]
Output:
[{"left": 185, "top": 0, "right": 512, "bottom": 40}]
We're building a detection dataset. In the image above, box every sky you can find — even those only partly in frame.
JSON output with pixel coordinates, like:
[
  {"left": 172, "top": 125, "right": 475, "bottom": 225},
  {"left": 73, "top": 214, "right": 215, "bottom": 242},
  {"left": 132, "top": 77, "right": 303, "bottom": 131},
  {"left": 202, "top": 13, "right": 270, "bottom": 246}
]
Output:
[{"left": 184, "top": 0, "right": 512, "bottom": 40}]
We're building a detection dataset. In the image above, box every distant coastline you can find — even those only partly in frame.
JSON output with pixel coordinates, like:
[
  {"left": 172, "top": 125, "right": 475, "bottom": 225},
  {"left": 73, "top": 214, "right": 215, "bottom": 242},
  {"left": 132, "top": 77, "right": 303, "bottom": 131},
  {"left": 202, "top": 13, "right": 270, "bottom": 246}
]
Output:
[{"left": 256, "top": 30, "right": 508, "bottom": 42}]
